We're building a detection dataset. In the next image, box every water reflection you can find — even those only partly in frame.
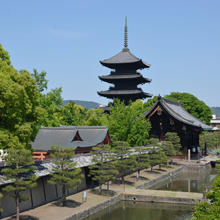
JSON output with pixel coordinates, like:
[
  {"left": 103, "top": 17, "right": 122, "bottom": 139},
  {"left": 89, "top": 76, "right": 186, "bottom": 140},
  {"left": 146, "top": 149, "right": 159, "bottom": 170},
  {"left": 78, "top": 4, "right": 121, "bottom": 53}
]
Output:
[
  {"left": 150, "top": 167, "right": 218, "bottom": 192},
  {"left": 83, "top": 201, "right": 193, "bottom": 220}
]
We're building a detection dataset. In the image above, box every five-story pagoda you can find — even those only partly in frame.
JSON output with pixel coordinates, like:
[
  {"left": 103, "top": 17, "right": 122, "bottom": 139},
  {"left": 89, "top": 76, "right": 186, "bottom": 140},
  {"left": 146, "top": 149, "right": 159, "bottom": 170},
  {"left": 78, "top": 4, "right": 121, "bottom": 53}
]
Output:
[{"left": 98, "top": 18, "right": 152, "bottom": 105}]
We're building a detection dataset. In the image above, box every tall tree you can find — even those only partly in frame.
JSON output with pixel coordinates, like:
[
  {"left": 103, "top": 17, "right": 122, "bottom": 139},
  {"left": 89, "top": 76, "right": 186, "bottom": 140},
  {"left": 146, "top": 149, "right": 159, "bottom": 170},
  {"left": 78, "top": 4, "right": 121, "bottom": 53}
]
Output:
[
  {"left": 113, "top": 141, "right": 136, "bottom": 184},
  {"left": 108, "top": 99, "right": 151, "bottom": 146},
  {"left": 84, "top": 109, "right": 108, "bottom": 126},
  {"left": 89, "top": 145, "right": 118, "bottom": 192},
  {"left": 48, "top": 146, "right": 83, "bottom": 205},
  {"left": 31, "top": 68, "right": 48, "bottom": 92},
  {"left": 2, "top": 148, "right": 37, "bottom": 220},
  {"left": 60, "top": 101, "right": 86, "bottom": 126},
  {"left": 0, "top": 44, "right": 44, "bottom": 149},
  {"left": 40, "top": 88, "right": 63, "bottom": 127},
  {"left": 165, "top": 92, "right": 212, "bottom": 124}
]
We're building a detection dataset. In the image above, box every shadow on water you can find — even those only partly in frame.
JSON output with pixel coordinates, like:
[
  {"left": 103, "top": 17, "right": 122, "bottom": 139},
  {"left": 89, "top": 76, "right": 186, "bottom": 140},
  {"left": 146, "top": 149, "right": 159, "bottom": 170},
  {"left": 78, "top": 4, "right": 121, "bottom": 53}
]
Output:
[
  {"left": 83, "top": 201, "right": 193, "bottom": 220},
  {"left": 149, "top": 167, "right": 218, "bottom": 193}
]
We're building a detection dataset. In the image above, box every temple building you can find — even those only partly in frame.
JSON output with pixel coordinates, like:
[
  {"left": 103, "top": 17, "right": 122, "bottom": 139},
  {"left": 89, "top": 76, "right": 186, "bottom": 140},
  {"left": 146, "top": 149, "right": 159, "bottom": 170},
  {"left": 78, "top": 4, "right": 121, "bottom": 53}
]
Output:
[
  {"left": 31, "top": 126, "right": 111, "bottom": 160},
  {"left": 98, "top": 18, "right": 152, "bottom": 105},
  {"left": 144, "top": 96, "right": 212, "bottom": 157}
]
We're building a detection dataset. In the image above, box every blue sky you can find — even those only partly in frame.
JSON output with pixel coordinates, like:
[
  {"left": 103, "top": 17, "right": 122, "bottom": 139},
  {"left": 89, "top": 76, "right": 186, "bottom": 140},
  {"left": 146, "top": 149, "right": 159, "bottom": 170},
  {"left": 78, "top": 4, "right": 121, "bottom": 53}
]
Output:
[{"left": 1, "top": 0, "right": 220, "bottom": 106}]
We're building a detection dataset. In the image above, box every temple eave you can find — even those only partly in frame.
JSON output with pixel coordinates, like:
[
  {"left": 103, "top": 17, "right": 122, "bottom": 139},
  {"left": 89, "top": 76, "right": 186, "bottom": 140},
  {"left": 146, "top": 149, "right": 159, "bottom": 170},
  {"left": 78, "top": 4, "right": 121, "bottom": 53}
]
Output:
[{"left": 97, "top": 90, "right": 152, "bottom": 99}]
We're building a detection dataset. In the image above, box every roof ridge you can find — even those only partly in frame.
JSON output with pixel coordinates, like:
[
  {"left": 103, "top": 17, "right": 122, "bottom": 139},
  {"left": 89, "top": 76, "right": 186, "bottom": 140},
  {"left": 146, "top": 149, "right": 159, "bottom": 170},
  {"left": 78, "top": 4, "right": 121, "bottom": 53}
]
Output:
[
  {"left": 40, "top": 126, "right": 107, "bottom": 130},
  {"left": 162, "top": 98, "right": 181, "bottom": 106}
]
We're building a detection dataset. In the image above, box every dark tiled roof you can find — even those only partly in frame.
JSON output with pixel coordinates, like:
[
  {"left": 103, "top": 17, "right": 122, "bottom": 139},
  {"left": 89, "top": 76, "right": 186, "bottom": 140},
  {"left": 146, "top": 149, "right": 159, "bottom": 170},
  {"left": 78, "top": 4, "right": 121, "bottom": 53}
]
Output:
[
  {"left": 31, "top": 126, "right": 109, "bottom": 151},
  {"left": 98, "top": 89, "right": 152, "bottom": 96},
  {"left": 99, "top": 74, "right": 151, "bottom": 83},
  {"left": 144, "top": 97, "right": 212, "bottom": 130},
  {"left": 100, "top": 48, "right": 150, "bottom": 69}
]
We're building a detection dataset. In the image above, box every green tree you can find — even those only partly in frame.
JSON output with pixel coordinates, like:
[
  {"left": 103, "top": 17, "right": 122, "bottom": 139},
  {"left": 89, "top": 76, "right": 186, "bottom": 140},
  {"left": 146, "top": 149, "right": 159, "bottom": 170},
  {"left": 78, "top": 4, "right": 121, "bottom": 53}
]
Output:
[
  {"left": 108, "top": 99, "right": 151, "bottom": 146},
  {"left": 31, "top": 68, "right": 48, "bottom": 92},
  {"left": 165, "top": 92, "right": 212, "bottom": 124},
  {"left": 60, "top": 101, "right": 86, "bottom": 126},
  {"left": 192, "top": 168, "right": 220, "bottom": 220},
  {"left": 148, "top": 138, "right": 168, "bottom": 170},
  {"left": 161, "top": 141, "right": 176, "bottom": 158},
  {"left": 0, "top": 45, "right": 44, "bottom": 149},
  {"left": 40, "top": 88, "right": 63, "bottom": 126},
  {"left": 84, "top": 108, "right": 108, "bottom": 126},
  {"left": 0, "top": 43, "right": 11, "bottom": 65},
  {"left": 89, "top": 145, "right": 118, "bottom": 192},
  {"left": 200, "top": 132, "right": 218, "bottom": 150},
  {"left": 134, "top": 146, "right": 150, "bottom": 179},
  {"left": 164, "top": 132, "right": 182, "bottom": 155},
  {"left": 48, "top": 146, "right": 83, "bottom": 205},
  {"left": 113, "top": 141, "right": 136, "bottom": 184},
  {"left": 2, "top": 148, "right": 37, "bottom": 220},
  {"left": 143, "top": 96, "right": 158, "bottom": 111}
]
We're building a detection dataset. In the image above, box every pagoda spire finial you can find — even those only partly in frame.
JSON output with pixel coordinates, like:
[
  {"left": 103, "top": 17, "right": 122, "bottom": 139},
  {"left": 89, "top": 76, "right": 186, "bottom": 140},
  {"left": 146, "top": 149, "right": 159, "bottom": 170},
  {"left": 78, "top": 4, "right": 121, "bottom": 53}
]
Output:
[{"left": 124, "top": 16, "right": 128, "bottom": 49}]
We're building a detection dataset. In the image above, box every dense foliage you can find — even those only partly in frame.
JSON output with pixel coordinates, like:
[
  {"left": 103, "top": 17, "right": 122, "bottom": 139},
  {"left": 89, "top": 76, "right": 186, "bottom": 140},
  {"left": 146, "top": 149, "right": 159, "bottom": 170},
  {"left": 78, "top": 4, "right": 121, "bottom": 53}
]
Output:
[
  {"left": 165, "top": 92, "right": 212, "bottom": 124},
  {"left": 0, "top": 44, "right": 44, "bottom": 150},
  {"left": 199, "top": 131, "right": 220, "bottom": 150},
  {"left": 192, "top": 167, "right": 220, "bottom": 220}
]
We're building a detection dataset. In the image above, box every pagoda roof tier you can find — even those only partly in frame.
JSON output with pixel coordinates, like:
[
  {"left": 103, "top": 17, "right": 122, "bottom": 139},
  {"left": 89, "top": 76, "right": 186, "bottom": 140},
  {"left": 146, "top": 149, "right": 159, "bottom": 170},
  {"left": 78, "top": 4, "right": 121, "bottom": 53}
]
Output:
[
  {"left": 100, "top": 48, "right": 150, "bottom": 70},
  {"left": 97, "top": 89, "right": 152, "bottom": 99},
  {"left": 99, "top": 74, "right": 151, "bottom": 84}
]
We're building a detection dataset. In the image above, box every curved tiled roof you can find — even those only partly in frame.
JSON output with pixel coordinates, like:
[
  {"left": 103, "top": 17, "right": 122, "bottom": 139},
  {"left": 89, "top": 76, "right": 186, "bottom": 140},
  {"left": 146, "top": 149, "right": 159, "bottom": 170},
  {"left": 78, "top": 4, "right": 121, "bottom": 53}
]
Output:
[
  {"left": 144, "top": 97, "right": 212, "bottom": 130},
  {"left": 98, "top": 89, "right": 152, "bottom": 98},
  {"left": 100, "top": 48, "right": 150, "bottom": 69},
  {"left": 31, "top": 126, "right": 109, "bottom": 151}
]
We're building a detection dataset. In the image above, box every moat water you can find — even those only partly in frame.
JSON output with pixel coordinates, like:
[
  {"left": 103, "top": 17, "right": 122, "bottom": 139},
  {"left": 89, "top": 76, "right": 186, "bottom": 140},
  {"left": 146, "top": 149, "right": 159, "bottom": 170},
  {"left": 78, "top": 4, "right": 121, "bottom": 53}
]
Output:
[
  {"left": 83, "top": 167, "right": 218, "bottom": 220},
  {"left": 83, "top": 201, "right": 193, "bottom": 220},
  {"left": 149, "top": 167, "right": 218, "bottom": 192}
]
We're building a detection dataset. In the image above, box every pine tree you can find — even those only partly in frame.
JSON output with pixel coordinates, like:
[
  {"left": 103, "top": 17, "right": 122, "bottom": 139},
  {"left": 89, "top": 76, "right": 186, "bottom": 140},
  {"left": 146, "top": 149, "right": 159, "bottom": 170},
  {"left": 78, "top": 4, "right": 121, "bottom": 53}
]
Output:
[
  {"left": 165, "top": 132, "right": 182, "bottom": 155},
  {"left": 2, "top": 148, "right": 37, "bottom": 220},
  {"left": 48, "top": 146, "right": 83, "bottom": 206},
  {"left": 89, "top": 145, "right": 118, "bottom": 193},
  {"left": 113, "top": 141, "right": 137, "bottom": 184},
  {"left": 134, "top": 146, "right": 150, "bottom": 179}
]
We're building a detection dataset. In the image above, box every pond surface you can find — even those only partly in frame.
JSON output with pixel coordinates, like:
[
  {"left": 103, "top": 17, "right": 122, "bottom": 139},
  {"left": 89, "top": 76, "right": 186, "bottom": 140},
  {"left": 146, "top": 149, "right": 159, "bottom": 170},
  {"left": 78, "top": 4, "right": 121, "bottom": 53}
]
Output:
[
  {"left": 149, "top": 167, "right": 218, "bottom": 192},
  {"left": 83, "top": 201, "right": 193, "bottom": 220}
]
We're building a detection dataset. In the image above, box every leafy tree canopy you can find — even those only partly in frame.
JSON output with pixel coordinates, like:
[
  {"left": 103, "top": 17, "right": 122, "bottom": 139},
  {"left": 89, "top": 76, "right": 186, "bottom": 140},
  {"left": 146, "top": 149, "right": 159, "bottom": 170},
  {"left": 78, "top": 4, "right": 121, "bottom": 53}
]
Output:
[
  {"left": 0, "top": 45, "right": 44, "bottom": 149},
  {"left": 165, "top": 92, "right": 212, "bottom": 124},
  {"left": 108, "top": 99, "right": 151, "bottom": 146},
  {"left": 31, "top": 68, "right": 48, "bottom": 92}
]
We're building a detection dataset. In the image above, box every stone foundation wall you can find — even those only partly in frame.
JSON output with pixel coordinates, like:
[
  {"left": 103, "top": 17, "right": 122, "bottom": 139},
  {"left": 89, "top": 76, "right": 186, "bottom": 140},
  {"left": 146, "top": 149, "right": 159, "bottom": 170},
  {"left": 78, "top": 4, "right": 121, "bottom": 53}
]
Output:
[
  {"left": 136, "top": 166, "right": 183, "bottom": 189},
  {"left": 65, "top": 194, "right": 122, "bottom": 220},
  {"left": 122, "top": 193, "right": 201, "bottom": 205}
]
